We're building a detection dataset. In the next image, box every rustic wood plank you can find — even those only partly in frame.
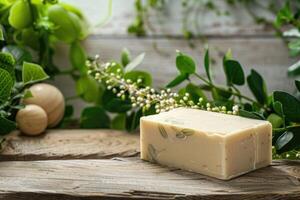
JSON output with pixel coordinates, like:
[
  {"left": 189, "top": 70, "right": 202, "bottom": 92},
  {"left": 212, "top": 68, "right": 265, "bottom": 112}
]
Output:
[
  {"left": 62, "top": 0, "right": 276, "bottom": 36},
  {"left": 0, "top": 130, "right": 139, "bottom": 161},
  {"left": 0, "top": 158, "right": 299, "bottom": 199},
  {"left": 52, "top": 36, "right": 296, "bottom": 117}
]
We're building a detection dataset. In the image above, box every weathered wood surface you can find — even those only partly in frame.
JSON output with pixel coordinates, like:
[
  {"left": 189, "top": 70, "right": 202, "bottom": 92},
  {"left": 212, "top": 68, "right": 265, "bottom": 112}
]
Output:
[
  {"left": 0, "top": 158, "right": 299, "bottom": 199},
  {"left": 63, "top": 0, "right": 276, "bottom": 36},
  {"left": 0, "top": 130, "right": 139, "bottom": 161},
  {"left": 0, "top": 130, "right": 299, "bottom": 199}
]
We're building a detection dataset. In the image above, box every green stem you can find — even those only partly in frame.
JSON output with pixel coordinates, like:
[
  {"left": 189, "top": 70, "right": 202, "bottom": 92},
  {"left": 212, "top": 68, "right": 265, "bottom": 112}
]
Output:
[{"left": 193, "top": 73, "right": 257, "bottom": 103}]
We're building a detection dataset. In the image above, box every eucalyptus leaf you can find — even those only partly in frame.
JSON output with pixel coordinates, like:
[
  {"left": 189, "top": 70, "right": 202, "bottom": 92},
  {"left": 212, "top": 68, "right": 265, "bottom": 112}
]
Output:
[
  {"left": 247, "top": 69, "right": 268, "bottom": 105},
  {"left": 239, "top": 109, "right": 264, "bottom": 120},
  {"left": 124, "top": 71, "right": 152, "bottom": 86},
  {"left": 124, "top": 52, "right": 145, "bottom": 72},
  {"left": 204, "top": 49, "right": 211, "bottom": 82},
  {"left": 0, "top": 68, "right": 14, "bottom": 102},
  {"left": 176, "top": 53, "right": 196, "bottom": 74},
  {"left": 70, "top": 41, "right": 86, "bottom": 74},
  {"left": 121, "top": 48, "right": 131, "bottom": 67},
  {"left": 76, "top": 75, "right": 102, "bottom": 104},
  {"left": 80, "top": 106, "right": 110, "bottom": 129},
  {"left": 22, "top": 62, "right": 49, "bottom": 85},
  {"left": 102, "top": 90, "right": 132, "bottom": 113},
  {"left": 166, "top": 73, "right": 188, "bottom": 88},
  {"left": 224, "top": 60, "right": 245, "bottom": 85},
  {"left": 267, "top": 113, "right": 283, "bottom": 128},
  {"left": 273, "top": 91, "right": 300, "bottom": 122},
  {"left": 0, "top": 116, "right": 16, "bottom": 135},
  {"left": 185, "top": 83, "right": 207, "bottom": 102}
]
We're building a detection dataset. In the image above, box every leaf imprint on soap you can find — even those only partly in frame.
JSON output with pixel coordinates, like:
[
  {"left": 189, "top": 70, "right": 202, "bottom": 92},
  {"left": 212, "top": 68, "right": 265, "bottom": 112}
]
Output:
[
  {"left": 158, "top": 124, "right": 168, "bottom": 139},
  {"left": 148, "top": 144, "right": 157, "bottom": 163},
  {"left": 175, "top": 128, "right": 195, "bottom": 139}
]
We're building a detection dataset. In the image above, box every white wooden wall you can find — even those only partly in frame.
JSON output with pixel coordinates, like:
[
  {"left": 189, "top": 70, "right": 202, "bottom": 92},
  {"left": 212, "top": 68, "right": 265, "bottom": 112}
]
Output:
[{"left": 53, "top": 0, "right": 297, "bottom": 116}]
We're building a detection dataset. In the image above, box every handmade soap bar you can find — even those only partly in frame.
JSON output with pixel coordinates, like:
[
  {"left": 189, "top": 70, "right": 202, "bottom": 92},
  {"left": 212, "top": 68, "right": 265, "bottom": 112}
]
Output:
[{"left": 140, "top": 108, "right": 272, "bottom": 180}]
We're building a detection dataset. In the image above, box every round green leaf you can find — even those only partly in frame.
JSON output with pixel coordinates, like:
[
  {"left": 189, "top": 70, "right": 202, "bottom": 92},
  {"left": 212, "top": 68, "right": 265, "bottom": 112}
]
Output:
[
  {"left": 224, "top": 60, "right": 245, "bottom": 85},
  {"left": 176, "top": 54, "right": 196, "bottom": 74},
  {"left": 124, "top": 71, "right": 152, "bottom": 86},
  {"left": 267, "top": 113, "right": 283, "bottom": 128},
  {"left": 247, "top": 69, "right": 268, "bottom": 105},
  {"left": 70, "top": 41, "right": 86, "bottom": 74},
  {"left": 48, "top": 5, "right": 81, "bottom": 43},
  {"left": 102, "top": 90, "right": 132, "bottom": 113},
  {"left": 166, "top": 73, "right": 188, "bottom": 88},
  {"left": 273, "top": 91, "right": 300, "bottom": 122},
  {"left": 185, "top": 83, "right": 207, "bottom": 103},
  {"left": 80, "top": 106, "right": 110, "bottom": 129},
  {"left": 76, "top": 75, "right": 102, "bottom": 104},
  {"left": 9, "top": 0, "right": 33, "bottom": 29}
]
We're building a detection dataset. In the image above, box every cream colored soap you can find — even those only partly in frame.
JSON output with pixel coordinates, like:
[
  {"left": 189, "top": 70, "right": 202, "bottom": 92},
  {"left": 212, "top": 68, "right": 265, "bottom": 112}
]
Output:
[{"left": 140, "top": 108, "right": 272, "bottom": 180}]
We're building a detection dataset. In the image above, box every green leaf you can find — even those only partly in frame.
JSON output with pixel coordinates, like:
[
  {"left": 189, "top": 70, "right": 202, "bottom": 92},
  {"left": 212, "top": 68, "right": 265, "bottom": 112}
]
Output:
[
  {"left": 8, "top": 0, "right": 33, "bottom": 29},
  {"left": 70, "top": 41, "right": 86, "bottom": 74},
  {"left": 2, "top": 45, "right": 32, "bottom": 65},
  {"left": 288, "top": 60, "right": 300, "bottom": 76},
  {"left": 212, "top": 87, "right": 232, "bottom": 101},
  {"left": 0, "top": 68, "right": 14, "bottom": 102},
  {"left": 63, "top": 105, "right": 74, "bottom": 119},
  {"left": 23, "top": 89, "right": 33, "bottom": 99},
  {"left": 22, "top": 62, "right": 49, "bottom": 85},
  {"left": 296, "top": 80, "right": 300, "bottom": 92},
  {"left": 124, "top": 52, "right": 145, "bottom": 72},
  {"left": 124, "top": 71, "right": 152, "bottom": 86},
  {"left": 48, "top": 5, "right": 81, "bottom": 43},
  {"left": 0, "top": 116, "right": 16, "bottom": 135},
  {"left": 111, "top": 114, "right": 126, "bottom": 130},
  {"left": 0, "top": 52, "right": 15, "bottom": 80},
  {"left": 0, "top": 26, "right": 4, "bottom": 41},
  {"left": 275, "top": 2, "right": 293, "bottom": 27},
  {"left": 204, "top": 49, "right": 211, "bottom": 82},
  {"left": 102, "top": 90, "right": 132, "bottom": 113},
  {"left": 239, "top": 109, "right": 264, "bottom": 120},
  {"left": 80, "top": 106, "right": 110, "bottom": 129},
  {"left": 223, "top": 60, "right": 245, "bottom": 85},
  {"left": 267, "top": 113, "right": 283, "bottom": 128},
  {"left": 121, "top": 48, "right": 131, "bottom": 67},
  {"left": 247, "top": 69, "right": 268, "bottom": 105},
  {"left": 288, "top": 39, "right": 300, "bottom": 57},
  {"left": 273, "top": 91, "right": 300, "bottom": 122},
  {"left": 76, "top": 75, "right": 102, "bottom": 104},
  {"left": 273, "top": 101, "right": 284, "bottom": 118},
  {"left": 176, "top": 53, "right": 196, "bottom": 74},
  {"left": 166, "top": 73, "right": 188, "bottom": 88},
  {"left": 275, "top": 127, "right": 300, "bottom": 154},
  {"left": 185, "top": 83, "right": 207, "bottom": 102}
]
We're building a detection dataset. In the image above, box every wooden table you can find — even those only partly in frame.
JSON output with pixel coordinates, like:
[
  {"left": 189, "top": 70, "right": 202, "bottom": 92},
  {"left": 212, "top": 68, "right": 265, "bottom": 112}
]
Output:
[{"left": 0, "top": 130, "right": 299, "bottom": 199}]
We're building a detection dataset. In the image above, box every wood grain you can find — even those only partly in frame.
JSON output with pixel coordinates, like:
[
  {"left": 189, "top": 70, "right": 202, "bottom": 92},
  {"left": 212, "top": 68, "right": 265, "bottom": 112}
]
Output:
[
  {"left": 0, "top": 158, "right": 299, "bottom": 199},
  {"left": 0, "top": 130, "right": 139, "bottom": 161}
]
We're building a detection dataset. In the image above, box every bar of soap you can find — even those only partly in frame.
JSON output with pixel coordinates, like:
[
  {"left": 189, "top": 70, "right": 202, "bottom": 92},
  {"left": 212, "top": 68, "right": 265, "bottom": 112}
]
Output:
[{"left": 140, "top": 108, "right": 272, "bottom": 180}]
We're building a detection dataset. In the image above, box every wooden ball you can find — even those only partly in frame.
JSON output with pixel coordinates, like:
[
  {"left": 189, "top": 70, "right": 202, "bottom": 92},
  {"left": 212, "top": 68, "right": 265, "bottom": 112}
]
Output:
[
  {"left": 16, "top": 104, "right": 48, "bottom": 136},
  {"left": 23, "top": 83, "right": 65, "bottom": 128}
]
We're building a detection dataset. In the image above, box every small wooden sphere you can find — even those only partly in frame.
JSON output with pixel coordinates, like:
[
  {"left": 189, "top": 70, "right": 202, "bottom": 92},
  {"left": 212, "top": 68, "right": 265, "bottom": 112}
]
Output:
[
  {"left": 23, "top": 83, "right": 65, "bottom": 128},
  {"left": 16, "top": 104, "right": 48, "bottom": 136}
]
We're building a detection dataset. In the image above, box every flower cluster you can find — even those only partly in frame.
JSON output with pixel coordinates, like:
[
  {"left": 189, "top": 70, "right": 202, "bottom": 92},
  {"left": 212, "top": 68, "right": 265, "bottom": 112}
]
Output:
[{"left": 86, "top": 55, "right": 238, "bottom": 115}]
